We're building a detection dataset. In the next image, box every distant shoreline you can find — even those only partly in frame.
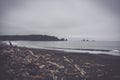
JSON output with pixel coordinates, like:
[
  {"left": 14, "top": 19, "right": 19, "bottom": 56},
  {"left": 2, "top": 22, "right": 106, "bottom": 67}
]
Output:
[{"left": 0, "top": 34, "right": 68, "bottom": 41}]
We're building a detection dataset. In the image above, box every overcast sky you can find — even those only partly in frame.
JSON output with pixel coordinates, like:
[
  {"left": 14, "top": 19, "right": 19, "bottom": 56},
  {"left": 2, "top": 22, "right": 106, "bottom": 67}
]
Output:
[{"left": 0, "top": 0, "right": 120, "bottom": 41}]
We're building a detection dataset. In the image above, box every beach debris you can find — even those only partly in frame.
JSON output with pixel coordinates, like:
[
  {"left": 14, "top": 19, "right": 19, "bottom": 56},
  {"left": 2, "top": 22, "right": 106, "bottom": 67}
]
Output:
[
  {"left": 21, "top": 71, "right": 30, "bottom": 77},
  {"left": 74, "top": 64, "right": 86, "bottom": 76},
  {"left": 1, "top": 42, "right": 119, "bottom": 80},
  {"left": 63, "top": 56, "right": 72, "bottom": 63},
  {"left": 63, "top": 56, "right": 87, "bottom": 78},
  {"left": 31, "top": 75, "right": 44, "bottom": 79},
  {"left": 39, "top": 65, "right": 45, "bottom": 69},
  {"left": 47, "top": 61, "right": 64, "bottom": 69},
  {"left": 50, "top": 70, "right": 58, "bottom": 80},
  {"left": 95, "top": 64, "right": 105, "bottom": 67},
  {"left": 9, "top": 41, "right": 14, "bottom": 47}
]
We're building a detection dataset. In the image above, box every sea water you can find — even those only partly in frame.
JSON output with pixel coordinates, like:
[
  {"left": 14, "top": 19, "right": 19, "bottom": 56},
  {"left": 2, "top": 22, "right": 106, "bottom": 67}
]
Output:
[{"left": 5, "top": 41, "right": 120, "bottom": 56}]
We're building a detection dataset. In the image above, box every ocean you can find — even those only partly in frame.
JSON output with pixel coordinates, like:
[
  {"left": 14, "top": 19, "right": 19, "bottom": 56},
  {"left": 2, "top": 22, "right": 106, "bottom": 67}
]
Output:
[{"left": 5, "top": 41, "right": 120, "bottom": 56}]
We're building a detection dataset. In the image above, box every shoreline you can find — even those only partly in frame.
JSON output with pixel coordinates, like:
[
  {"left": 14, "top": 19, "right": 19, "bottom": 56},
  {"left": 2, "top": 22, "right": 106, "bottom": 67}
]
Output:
[
  {"left": 19, "top": 46, "right": 120, "bottom": 56},
  {"left": 0, "top": 44, "right": 120, "bottom": 80},
  {"left": 3, "top": 41, "right": 120, "bottom": 56}
]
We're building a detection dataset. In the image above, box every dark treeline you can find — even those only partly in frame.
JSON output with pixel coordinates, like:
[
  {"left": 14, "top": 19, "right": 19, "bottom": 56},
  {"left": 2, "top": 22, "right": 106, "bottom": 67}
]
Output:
[{"left": 0, "top": 35, "right": 67, "bottom": 41}]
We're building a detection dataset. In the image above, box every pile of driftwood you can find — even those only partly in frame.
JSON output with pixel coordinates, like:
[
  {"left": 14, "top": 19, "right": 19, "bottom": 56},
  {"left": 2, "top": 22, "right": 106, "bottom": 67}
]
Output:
[{"left": 0, "top": 41, "right": 106, "bottom": 80}]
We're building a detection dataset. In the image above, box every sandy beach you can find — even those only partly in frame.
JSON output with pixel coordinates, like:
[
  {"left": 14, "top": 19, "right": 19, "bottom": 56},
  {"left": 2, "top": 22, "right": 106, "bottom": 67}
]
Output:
[{"left": 0, "top": 43, "right": 120, "bottom": 80}]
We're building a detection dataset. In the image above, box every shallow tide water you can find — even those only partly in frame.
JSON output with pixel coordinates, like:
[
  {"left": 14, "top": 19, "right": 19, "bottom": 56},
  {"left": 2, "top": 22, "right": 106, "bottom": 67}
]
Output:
[{"left": 4, "top": 41, "right": 120, "bottom": 56}]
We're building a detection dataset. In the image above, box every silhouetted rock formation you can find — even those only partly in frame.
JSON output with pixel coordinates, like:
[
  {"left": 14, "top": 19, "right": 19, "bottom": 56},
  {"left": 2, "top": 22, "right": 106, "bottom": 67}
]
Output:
[{"left": 0, "top": 35, "right": 67, "bottom": 41}]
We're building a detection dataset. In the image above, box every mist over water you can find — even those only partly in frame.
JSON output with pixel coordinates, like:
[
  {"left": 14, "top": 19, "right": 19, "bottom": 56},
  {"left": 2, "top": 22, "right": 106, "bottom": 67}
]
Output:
[{"left": 0, "top": 0, "right": 120, "bottom": 41}]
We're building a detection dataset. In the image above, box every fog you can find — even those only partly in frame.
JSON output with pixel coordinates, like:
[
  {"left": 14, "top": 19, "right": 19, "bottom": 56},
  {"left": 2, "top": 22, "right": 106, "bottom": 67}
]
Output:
[{"left": 0, "top": 0, "right": 120, "bottom": 41}]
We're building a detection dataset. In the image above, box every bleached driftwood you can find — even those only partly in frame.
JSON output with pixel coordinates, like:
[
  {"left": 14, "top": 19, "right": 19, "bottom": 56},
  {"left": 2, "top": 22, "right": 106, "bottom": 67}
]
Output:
[
  {"left": 74, "top": 64, "right": 86, "bottom": 76},
  {"left": 9, "top": 41, "right": 14, "bottom": 47},
  {"left": 63, "top": 56, "right": 72, "bottom": 63},
  {"left": 63, "top": 56, "right": 86, "bottom": 77},
  {"left": 47, "top": 61, "right": 64, "bottom": 69},
  {"left": 50, "top": 70, "right": 58, "bottom": 80}
]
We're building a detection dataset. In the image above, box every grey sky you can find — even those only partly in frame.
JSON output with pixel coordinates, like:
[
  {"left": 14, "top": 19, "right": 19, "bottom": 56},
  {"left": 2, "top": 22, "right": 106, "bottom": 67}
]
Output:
[{"left": 0, "top": 0, "right": 120, "bottom": 41}]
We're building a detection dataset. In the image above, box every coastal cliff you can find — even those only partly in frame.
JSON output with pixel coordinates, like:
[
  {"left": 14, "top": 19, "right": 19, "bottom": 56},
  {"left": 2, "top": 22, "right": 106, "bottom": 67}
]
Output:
[{"left": 0, "top": 35, "right": 67, "bottom": 41}]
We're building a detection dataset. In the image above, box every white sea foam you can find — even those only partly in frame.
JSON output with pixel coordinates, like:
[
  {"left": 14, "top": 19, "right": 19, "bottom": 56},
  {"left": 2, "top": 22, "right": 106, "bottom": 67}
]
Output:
[{"left": 44, "top": 47, "right": 120, "bottom": 56}]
